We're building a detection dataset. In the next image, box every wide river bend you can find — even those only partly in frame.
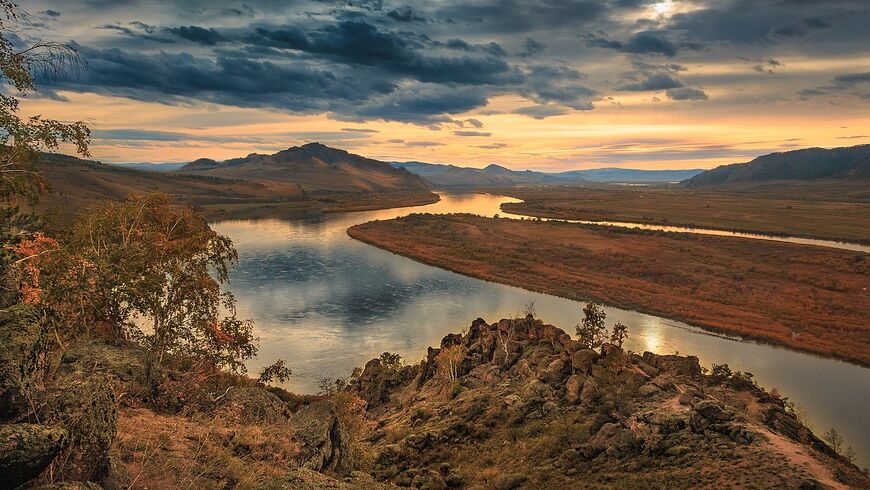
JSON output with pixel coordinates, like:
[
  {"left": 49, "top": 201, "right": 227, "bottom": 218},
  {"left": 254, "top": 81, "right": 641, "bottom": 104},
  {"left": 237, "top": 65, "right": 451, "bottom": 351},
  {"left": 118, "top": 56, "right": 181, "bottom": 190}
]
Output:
[{"left": 210, "top": 192, "right": 869, "bottom": 466}]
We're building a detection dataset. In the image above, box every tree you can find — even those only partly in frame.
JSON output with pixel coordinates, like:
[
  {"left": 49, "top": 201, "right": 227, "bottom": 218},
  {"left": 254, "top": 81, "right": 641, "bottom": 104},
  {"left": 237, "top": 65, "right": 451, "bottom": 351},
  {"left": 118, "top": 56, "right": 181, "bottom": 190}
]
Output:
[
  {"left": 576, "top": 302, "right": 607, "bottom": 349},
  {"left": 258, "top": 359, "right": 291, "bottom": 385},
  {"left": 0, "top": 2, "right": 89, "bottom": 203},
  {"left": 610, "top": 322, "right": 628, "bottom": 348},
  {"left": 824, "top": 428, "right": 843, "bottom": 454},
  {"left": 379, "top": 351, "right": 404, "bottom": 370},
  {"left": 436, "top": 344, "right": 465, "bottom": 382},
  {"left": 26, "top": 193, "right": 257, "bottom": 373},
  {"left": 0, "top": 2, "right": 89, "bottom": 304}
]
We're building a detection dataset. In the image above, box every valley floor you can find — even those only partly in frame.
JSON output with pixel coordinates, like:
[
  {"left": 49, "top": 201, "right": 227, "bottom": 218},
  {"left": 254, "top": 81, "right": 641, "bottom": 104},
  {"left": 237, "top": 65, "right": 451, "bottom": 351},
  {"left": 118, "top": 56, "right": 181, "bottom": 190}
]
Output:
[
  {"left": 496, "top": 183, "right": 870, "bottom": 244},
  {"left": 348, "top": 214, "right": 870, "bottom": 366}
]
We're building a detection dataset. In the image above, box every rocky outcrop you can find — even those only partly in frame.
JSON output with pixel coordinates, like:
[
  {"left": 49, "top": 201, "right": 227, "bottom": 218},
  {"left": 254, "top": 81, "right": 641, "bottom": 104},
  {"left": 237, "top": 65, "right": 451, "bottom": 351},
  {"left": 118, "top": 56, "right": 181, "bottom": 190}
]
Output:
[
  {"left": 352, "top": 358, "right": 419, "bottom": 408},
  {"left": 0, "top": 424, "right": 67, "bottom": 489},
  {"left": 289, "top": 400, "right": 353, "bottom": 477},
  {"left": 352, "top": 316, "right": 869, "bottom": 489}
]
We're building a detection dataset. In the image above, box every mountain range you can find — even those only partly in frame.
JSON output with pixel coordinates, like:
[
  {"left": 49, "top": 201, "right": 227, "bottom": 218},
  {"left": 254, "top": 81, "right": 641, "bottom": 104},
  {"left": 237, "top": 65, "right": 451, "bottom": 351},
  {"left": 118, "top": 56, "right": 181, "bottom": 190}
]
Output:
[
  {"left": 391, "top": 161, "right": 704, "bottom": 187},
  {"left": 683, "top": 145, "right": 870, "bottom": 187}
]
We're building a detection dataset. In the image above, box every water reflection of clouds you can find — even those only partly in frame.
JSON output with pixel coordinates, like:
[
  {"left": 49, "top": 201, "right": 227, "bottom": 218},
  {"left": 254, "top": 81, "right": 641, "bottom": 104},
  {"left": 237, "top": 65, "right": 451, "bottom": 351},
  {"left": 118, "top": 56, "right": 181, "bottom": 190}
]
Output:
[{"left": 213, "top": 192, "right": 870, "bottom": 467}]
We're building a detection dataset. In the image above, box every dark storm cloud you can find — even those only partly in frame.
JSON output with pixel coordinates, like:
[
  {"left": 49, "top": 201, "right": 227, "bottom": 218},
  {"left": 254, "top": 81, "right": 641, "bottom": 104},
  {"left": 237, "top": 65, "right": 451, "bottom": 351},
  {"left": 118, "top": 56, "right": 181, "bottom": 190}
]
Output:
[
  {"left": 166, "top": 26, "right": 227, "bottom": 45},
  {"left": 617, "top": 73, "right": 683, "bottom": 91},
  {"left": 771, "top": 17, "right": 832, "bottom": 37},
  {"left": 585, "top": 31, "right": 701, "bottom": 57},
  {"left": 246, "top": 20, "right": 519, "bottom": 85},
  {"left": 514, "top": 105, "right": 568, "bottom": 119},
  {"left": 833, "top": 72, "right": 870, "bottom": 85},
  {"left": 666, "top": 87, "right": 708, "bottom": 101},
  {"left": 386, "top": 7, "right": 427, "bottom": 23},
  {"left": 25, "top": 0, "right": 870, "bottom": 124},
  {"left": 518, "top": 37, "right": 545, "bottom": 57},
  {"left": 46, "top": 44, "right": 390, "bottom": 114},
  {"left": 40, "top": 9, "right": 61, "bottom": 16}
]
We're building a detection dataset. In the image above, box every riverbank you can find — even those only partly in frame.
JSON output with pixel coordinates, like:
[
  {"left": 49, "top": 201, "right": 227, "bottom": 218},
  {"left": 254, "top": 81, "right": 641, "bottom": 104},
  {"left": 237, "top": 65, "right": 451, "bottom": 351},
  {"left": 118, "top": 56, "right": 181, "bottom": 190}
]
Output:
[
  {"left": 348, "top": 213, "right": 870, "bottom": 367},
  {"left": 197, "top": 191, "right": 440, "bottom": 221},
  {"left": 495, "top": 185, "right": 870, "bottom": 244}
]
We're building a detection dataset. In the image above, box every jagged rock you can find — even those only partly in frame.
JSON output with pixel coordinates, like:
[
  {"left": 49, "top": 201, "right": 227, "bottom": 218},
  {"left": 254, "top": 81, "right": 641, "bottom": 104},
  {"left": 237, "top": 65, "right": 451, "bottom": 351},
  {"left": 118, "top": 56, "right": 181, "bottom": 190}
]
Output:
[
  {"left": 763, "top": 406, "right": 806, "bottom": 442},
  {"left": 571, "top": 349, "right": 599, "bottom": 374},
  {"left": 354, "top": 358, "right": 418, "bottom": 408},
  {"left": 693, "top": 400, "right": 732, "bottom": 423},
  {"left": 642, "top": 352, "right": 701, "bottom": 376},
  {"left": 0, "top": 423, "right": 68, "bottom": 489},
  {"left": 541, "top": 358, "right": 568, "bottom": 384},
  {"left": 580, "top": 377, "right": 600, "bottom": 405},
  {"left": 289, "top": 400, "right": 353, "bottom": 476}
]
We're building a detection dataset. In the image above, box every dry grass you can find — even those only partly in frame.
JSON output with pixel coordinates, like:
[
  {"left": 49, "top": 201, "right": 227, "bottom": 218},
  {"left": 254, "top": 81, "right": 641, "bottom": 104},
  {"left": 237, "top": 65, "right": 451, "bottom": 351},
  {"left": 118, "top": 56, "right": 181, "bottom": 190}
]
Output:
[
  {"left": 349, "top": 214, "right": 870, "bottom": 366},
  {"left": 497, "top": 184, "right": 870, "bottom": 243},
  {"left": 113, "top": 408, "right": 298, "bottom": 490}
]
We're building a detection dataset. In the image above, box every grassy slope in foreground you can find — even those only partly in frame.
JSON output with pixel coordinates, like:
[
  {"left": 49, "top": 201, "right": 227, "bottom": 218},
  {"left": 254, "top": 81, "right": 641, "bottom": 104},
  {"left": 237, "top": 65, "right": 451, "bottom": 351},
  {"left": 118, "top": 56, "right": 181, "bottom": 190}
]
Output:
[
  {"left": 348, "top": 214, "right": 870, "bottom": 366},
  {"left": 497, "top": 184, "right": 870, "bottom": 244}
]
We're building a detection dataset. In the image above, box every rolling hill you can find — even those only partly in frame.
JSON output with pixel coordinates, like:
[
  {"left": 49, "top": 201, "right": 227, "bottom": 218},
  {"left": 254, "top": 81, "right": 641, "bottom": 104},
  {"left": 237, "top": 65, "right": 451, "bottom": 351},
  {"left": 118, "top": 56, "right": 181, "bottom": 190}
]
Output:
[
  {"left": 683, "top": 145, "right": 870, "bottom": 187},
  {"left": 33, "top": 153, "right": 308, "bottom": 214},
  {"left": 178, "top": 142, "right": 431, "bottom": 193}
]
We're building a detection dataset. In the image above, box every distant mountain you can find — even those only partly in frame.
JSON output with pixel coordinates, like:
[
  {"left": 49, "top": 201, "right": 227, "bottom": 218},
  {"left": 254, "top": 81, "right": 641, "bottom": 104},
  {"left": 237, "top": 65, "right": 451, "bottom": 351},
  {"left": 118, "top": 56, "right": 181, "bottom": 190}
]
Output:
[
  {"left": 683, "top": 145, "right": 870, "bottom": 187},
  {"left": 108, "top": 162, "right": 187, "bottom": 172},
  {"left": 392, "top": 161, "right": 581, "bottom": 187},
  {"left": 482, "top": 164, "right": 574, "bottom": 185},
  {"left": 393, "top": 160, "right": 706, "bottom": 187},
  {"left": 391, "top": 161, "right": 517, "bottom": 187},
  {"left": 179, "top": 143, "right": 431, "bottom": 193},
  {"left": 559, "top": 168, "right": 704, "bottom": 182}
]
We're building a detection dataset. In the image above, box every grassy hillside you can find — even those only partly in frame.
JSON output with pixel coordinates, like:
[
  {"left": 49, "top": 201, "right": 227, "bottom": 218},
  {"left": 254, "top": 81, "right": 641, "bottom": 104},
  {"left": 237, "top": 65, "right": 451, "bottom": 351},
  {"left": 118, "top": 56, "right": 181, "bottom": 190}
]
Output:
[
  {"left": 179, "top": 143, "right": 432, "bottom": 193},
  {"left": 683, "top": 145, "right": 870, "bottom": 187}
]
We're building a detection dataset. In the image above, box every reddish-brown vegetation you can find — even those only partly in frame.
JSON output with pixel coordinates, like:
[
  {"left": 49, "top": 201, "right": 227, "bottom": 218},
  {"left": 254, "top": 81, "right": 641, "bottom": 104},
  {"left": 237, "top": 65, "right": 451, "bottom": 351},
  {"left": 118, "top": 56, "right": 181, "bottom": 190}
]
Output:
[
  {"left": 349, "top": 214, "right": 870, "bottom": 366},
  {"left": 497, "top": 185, "right": 870, "bottom": 243}
]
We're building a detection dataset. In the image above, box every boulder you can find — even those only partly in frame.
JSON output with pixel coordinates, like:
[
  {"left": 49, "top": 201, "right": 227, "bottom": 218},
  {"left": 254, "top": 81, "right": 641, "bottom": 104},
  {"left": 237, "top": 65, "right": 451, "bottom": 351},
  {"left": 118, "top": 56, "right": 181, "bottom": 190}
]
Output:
[
  {"left": 565, "top": 375, "right": 585, "bottom": 405},
  {"left": 354, "top": 359, "right": 417, "bottom": 408},
  {"left": 289, "top": 400, "right": 353, "bottom": 476},
  {"left": 580, "top": 378, "right": 600, "bottom": 406},
  {"left": 0, "top": 423, "right": 67, "bottom": 489},
  {"left": 571, "top": 349, "right": 599, "bottom": 375},
  {"left": 693, "top": 400, "right": 732, "bottom": 423},
  {"left": 217, "top": 386, "right": 291, "bottom": 424},
  {"left": 641, "top": 352, "right": 701, "bottom": 376}
]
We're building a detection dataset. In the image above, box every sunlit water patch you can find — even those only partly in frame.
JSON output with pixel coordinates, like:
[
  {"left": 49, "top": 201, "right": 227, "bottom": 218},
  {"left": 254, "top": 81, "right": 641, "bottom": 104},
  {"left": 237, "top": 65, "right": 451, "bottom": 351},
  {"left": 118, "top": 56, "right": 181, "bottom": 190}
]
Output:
[{"left": 211, "top": 192, "right": 870, "bottom": 466}]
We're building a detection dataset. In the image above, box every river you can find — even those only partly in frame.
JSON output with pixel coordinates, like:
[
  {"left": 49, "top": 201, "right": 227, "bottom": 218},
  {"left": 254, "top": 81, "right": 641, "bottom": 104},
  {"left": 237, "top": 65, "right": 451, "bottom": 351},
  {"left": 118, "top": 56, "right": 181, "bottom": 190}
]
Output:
[{"left": 210, "top": 192, "right": 870, "bottom": 466}]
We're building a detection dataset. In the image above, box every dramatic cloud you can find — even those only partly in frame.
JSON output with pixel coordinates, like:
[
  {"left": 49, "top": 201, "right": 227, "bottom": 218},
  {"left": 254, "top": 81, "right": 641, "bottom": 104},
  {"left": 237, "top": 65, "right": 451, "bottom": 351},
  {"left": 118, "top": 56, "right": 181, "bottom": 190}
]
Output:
[
  {"left": 666, "top": 87, "right": 708, "bottom": 101},
  {"left": 515, "top": 105, "right": 568, "bottom": 119},
  {"left": 17, "top": 0, "right": 870, "bottom": 165}
]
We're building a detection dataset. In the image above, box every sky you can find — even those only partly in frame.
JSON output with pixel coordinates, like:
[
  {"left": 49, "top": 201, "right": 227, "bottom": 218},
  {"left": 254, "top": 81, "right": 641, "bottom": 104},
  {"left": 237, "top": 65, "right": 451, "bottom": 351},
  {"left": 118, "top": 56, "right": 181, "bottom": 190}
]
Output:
[{"left": 13, "top": 0, "right": 870, "bottom": 170}]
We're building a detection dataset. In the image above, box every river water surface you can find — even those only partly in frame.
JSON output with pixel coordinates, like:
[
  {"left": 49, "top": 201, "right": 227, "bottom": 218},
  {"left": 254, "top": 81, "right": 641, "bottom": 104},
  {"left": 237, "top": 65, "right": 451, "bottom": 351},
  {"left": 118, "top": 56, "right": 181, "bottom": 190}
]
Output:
[{"left": 210, "top": 192, "right": 870, "bottom": 466}]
